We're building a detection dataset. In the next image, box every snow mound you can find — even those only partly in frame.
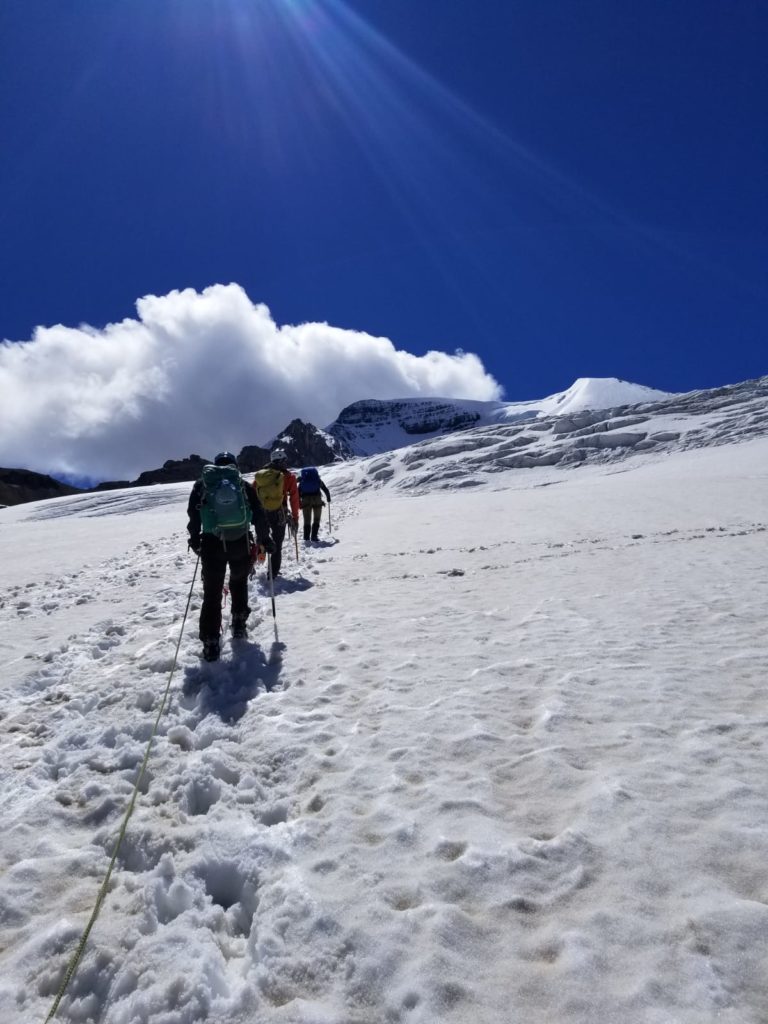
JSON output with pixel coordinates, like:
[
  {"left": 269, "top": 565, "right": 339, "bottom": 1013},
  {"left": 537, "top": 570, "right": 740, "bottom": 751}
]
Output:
[{"left": 539, "top": 377, "right": 673, "bottom": 417}]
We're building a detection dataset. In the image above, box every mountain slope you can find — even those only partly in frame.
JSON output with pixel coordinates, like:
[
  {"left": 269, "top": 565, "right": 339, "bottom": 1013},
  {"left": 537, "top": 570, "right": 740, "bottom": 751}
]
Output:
[
  {"left": 327, "top": 377, "right": 673, "bottom": 456},
  {"left": 0, "top": 421, "right": 766, "bottom": 1023},
  {"left": 325, "top": 374, "right": 768, "bottom": 497},
  {"left": 0, "top": 467, "right": 82, "bottom": 508}
]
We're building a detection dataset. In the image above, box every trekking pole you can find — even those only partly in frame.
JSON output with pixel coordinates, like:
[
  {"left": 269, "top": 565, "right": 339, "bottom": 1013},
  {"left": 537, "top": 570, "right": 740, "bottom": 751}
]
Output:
[
  {"left": 293, "top": 521, "right": 299, "bottom": 562},
  {"left": 327, "top": 502, "right": 332, "bottom": 535},
  {"left": 267, "top": 557, "right": 279, "bottom": 643}
]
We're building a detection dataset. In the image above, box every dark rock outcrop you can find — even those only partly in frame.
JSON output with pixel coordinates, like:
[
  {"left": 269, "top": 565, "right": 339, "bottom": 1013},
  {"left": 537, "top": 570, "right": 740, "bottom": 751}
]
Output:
[
  {"left": 132, "top": 455, "right": 209, "bottom": 487},
  {"left": 93, "top": 479, "right": 132, "bottom": 491},
  {"left": 0, "top": 468, "right": 82, "bottom": 508},
  {"left": 236, "top": 445, "right": 271, "bottom": 473},
  {"left": 269, "top": 419, "right": 351, "bottom": 467}
]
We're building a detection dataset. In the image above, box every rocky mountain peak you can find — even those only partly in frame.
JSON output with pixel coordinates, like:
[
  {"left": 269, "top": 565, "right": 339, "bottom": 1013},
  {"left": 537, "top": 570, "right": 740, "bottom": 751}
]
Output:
[{"left": 269, "top": 419, "right": 352, "bottom": 467}]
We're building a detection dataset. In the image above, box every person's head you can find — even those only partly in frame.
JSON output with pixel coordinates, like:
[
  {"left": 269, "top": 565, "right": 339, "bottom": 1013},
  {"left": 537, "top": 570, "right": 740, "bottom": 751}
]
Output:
[
  {"left": 270, "top": 448, "right": 288, "bottom": 469},
  {"left": 214, "top": 451, "right": 238, "bottom": 468}
]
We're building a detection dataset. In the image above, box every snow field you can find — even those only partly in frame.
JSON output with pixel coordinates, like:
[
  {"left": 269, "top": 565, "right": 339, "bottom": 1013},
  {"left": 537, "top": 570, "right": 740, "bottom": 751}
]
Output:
[{"left": 0, "top": 440, "right": 767, "bottom": 1023}]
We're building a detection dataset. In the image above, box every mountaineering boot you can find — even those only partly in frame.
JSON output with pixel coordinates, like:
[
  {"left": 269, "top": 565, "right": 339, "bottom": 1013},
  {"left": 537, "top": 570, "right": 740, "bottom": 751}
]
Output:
[
  {"left": 232, "top": 614, "right": 248, "bottom": 639},
  {"left": 303, "top": 526, "right": 311, "bottom": 542},
  {"left": 202, "top": 639, "right": 220, "bottom": 662},
  {"left": 311, "top": 524, "right": 319, "bottom": 542}
]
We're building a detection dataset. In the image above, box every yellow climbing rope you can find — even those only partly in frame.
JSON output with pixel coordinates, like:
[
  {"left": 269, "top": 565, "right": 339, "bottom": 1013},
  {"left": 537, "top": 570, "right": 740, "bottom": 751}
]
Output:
[{"left": 45, "top": 557, "right": 200, "bottom": 1021}]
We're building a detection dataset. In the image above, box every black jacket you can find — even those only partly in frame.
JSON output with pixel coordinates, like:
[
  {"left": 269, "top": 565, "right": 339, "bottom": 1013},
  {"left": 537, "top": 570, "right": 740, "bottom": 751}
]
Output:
[{"left": 187, "top": 475, "right": 270, "bottom": 544}]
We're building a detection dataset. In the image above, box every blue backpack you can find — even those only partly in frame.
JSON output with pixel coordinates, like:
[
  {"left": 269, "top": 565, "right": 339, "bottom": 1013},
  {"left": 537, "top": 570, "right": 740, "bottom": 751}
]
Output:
[{"left": 299, "top": 466, "right": 321, "bottom": 496}]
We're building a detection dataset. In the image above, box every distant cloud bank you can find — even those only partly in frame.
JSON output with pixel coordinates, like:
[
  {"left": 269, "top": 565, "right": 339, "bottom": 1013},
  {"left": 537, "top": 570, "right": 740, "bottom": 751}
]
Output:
[{"left": 0, "top": 284, "right": 503, "bottom": 481}]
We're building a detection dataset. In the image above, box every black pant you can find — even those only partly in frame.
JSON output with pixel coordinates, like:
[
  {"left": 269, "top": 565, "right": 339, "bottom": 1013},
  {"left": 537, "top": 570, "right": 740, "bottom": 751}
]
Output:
[
  {"left": 301, "top": 495, "right": 323, "bottom": 540},
  {"left": 265, "top": 509, "right": 286, "bottom": 576},
  {"left": 199, "top": 533, "right": 251, "bottom": 640}
]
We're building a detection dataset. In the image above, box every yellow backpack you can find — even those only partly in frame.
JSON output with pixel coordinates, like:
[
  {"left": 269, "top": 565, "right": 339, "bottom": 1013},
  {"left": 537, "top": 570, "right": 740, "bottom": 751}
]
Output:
[{"left": 253, "top": 468, "right": 285, "bottom": 511}]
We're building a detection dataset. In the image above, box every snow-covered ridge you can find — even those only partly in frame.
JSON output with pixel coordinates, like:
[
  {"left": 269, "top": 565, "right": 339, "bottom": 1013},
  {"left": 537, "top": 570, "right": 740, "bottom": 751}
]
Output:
[
  {"left": 327, "top": 377, "right": 673, "bottom": 457},
  {"left": 327, "top": 374, "right": 768, "bottom": 498}
]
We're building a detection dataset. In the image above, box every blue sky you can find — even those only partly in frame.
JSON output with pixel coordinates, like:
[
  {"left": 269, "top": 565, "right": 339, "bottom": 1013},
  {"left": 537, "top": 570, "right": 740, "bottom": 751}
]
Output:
[{"left": 1, "top": 0, "right": 766, "bottom": 472}]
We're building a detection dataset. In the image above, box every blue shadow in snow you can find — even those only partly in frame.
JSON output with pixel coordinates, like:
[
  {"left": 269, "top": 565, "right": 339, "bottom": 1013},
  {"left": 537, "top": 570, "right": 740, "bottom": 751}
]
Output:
[
  {"left": 182, "top": 639, "right": 286, "bottom": 723},
  {"left": 252, "top": 571, "right": 313, "bottom": 596}
]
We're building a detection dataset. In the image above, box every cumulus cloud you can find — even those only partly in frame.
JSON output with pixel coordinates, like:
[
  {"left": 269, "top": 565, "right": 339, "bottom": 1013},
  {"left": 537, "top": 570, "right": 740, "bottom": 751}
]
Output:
[{"left": 0, "top": 283, "right": 503, "bottom": 481}]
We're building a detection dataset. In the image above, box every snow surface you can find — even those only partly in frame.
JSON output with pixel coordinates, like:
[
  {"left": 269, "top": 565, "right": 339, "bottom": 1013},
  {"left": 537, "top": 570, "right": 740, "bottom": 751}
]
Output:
[{"left": 1, "top": 422, "right": 767, "bottom": 1023}]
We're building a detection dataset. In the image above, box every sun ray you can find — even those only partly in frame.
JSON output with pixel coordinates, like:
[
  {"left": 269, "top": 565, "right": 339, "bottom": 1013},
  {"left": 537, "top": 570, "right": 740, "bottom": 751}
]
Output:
[{"left": 176, "top": 0, "right": 767, "bottom": 302}]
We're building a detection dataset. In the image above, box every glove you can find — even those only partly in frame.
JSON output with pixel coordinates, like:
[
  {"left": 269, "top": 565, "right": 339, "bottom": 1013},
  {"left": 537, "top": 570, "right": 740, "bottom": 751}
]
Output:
[
  {"left": 188, "top": 535, "right": 202, "bottom": 555},
  {"left": 259, "top": 536, "right": 276, "bottom": 555},
  {"left": 290, "top": 516, "right": 299, "bottom": 533}
]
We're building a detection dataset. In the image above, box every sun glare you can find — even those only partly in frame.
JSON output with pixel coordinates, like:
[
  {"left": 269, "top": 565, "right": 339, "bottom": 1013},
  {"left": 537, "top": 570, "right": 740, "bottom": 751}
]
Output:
[{"left": 197, "top": 0, "right": 710, "bottom": 297}]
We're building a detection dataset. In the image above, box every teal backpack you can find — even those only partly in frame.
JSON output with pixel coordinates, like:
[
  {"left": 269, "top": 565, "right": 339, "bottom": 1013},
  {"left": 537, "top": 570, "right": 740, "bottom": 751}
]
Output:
[{"left": 199, "top": 464, "right": 251, "bottom": 541}]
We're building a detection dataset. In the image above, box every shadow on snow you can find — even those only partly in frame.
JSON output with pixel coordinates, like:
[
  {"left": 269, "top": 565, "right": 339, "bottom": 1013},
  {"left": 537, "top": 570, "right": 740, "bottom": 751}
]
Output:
[
  {"left": 181, "top": 639, "right": 285, "bottom": 723},
  {"left": 255, "top": 574, "right": 314, "bottom": 595}
]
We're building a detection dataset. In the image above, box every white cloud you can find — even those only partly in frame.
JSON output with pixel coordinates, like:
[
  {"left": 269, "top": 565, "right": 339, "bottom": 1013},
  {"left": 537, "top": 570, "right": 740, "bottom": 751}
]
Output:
[{"left": 0, "top": 283, "right": 503, "bottom": 481}]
